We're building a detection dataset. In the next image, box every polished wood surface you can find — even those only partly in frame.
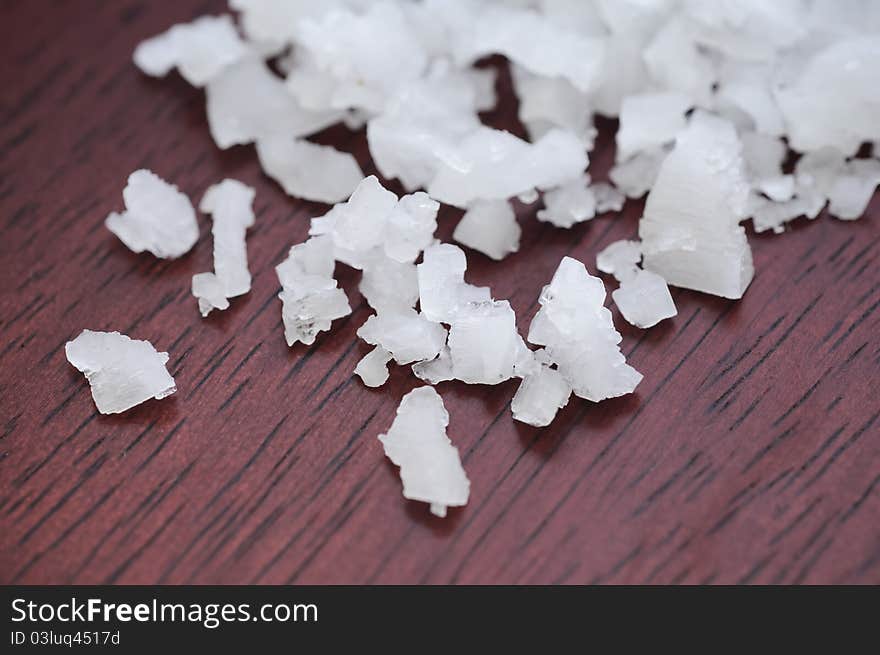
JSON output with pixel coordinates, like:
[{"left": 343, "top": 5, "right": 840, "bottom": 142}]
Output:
[{"left": 1, "top": 0, "right": 878, "bottom": 584}]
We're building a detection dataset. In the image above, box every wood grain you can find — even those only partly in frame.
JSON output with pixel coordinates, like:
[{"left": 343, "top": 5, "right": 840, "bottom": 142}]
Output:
[{"left": 1, "top": 0, "right": 878, "bottom": 585}]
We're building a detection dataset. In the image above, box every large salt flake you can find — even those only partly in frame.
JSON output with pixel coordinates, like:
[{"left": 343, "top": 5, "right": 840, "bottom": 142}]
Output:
[
  {"left": 453, "top": 200, "right": 520, "bottom": 261},
  {"left": 528, "top": 257, "right": 642, "bottom": 402},
  {"left": 512, "top": 360, "right": 571, "bottom": 427},
  {"left": 292, "top": 2, "right": 429, "bottom": 113},
  {"left": 65, "top": 330, "right": 176, "bottom": 414},
  {"left": 192, "top": 179, "right": 255, "bottom": 316},
  {"left": 612, "top": 268, "right": 678, "bottom": 329},
  {"left": 105, "top": 169, "right": 198, "bottom": 259},
  {"left": 428, "top": 128, "right": 587, "bottom": 209},
  {"left": 357, "top": 308, "right": 446, "bottom": 365},
  {"left": 447, "top": 300, "right": 522, "bottom": 385},
  {"left": 206, "top": 57, "right": 341, "bottom": 149},
  {"left": 133, "top": 15, "right": 249, "bottom": 87},
  {"left": 639, "top": 113, "right": 754, "bottom": 299},
  {"left": 775, "top": 37, "right": 880, "bottom": 156},
  {"left": 354, "top": 346, "right": 393, "bottom": 388},
  {"left": 378, "top": 386, "right": 470, "bottom": 518},
  {"left": 276, "top": 236, "right": 351, "bottom": 346},
  {"left": 537, "top": 176, "right": 597, "bottom": 228},
  {"left": 417, "top": 243, "right": 490, "bottom": 324},
  {"left": 256, "top": 136, "right": 363, "bottom": 203},
  {"left": 616, "top": 91, "right": 691, "bottom": 162}
]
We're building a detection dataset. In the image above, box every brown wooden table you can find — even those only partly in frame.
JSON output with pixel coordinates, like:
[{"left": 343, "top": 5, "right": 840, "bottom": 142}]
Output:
[{"left": 2, "top": 0, "right": 878, "bottom": 584}]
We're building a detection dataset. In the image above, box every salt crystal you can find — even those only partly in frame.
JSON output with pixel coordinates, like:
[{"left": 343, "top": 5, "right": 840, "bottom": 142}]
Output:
[
  {"left": 417, "top": 243, "right": 490, "bottom": 324},
  {"left": 357, "top": 308, "right": 447, "bottom": 366},
  {"left": 757, "top": 175, "right": 796, "bottom": 203},
  {"left": 359, "top": 253, "right": 419, "bottom": 312},
  {"left": 105, "top": 169, "right": 198, "bottom": 259},
  {"left": 609, "top": 146, "right": 668, "bottom": 198},
  {"left": 527, "top": 257, "right": 642, "bottom": 402},
  {"left": 639, "top": 113, "right": 754, "bottom": 299},
  {"left": 596, "top": 240, "right": 642, "bottom": 281},
  {"left": 453, "top": 200, "right": 520, "bottom": 261},
  {"left": 827, "top": 159, "right": 880, "bottom": 220},
  {"left": 276, "top": 236, "right": 351, "bottom": 346},
  {"left": 292, "top": 2, "right": 428, "bottom": 114},
  {"left": 616, "top": 91, "right": 691, "bottom": 162},
  {"left": 354, "top": 345, "right": 393, "bottom": 388},
  {"left": 428, "top": 127, "right": 588, "bottom": 209},
  {"left": 134, "top": 15, "right": 249, "bottom": 87},
  {"left": 642, "top": 17, "right": 716, "bottom": 107},
  {"left": 775, "top": 37, "right": 880, "bottom": 156},
  {"left": 510, "top": 64, "right": 595, "bottom": 143},
  {"left": 456, "top": 4, "right": 606, "bottom": 94},
  {"left": 412, "top": 345, "right": 454, "bottom": 385},
  {"left": 537, "top": 175, "right": 597, "bottom": 228},
  {"left": 206, "top": 57, "right": 341, "bottom": 149},
  {"left": 256, "top": 136, "right": 363, "bottom": 203},
  {"left": 593, "top": 182, "right": 626, "bottom": 213},
  {"left": 511, "top": 361, "right": 571, "bottom": 427},
  {"left": 447, "top": 300, "right": 522, "bottom": 384},
  {"left": 379, "top": 386, "right": 470, "bottom": 518},
  {"left": 192, "top": 179, "right": 255, "bottom": 316},
  {"left": 65, "top": 330, "right": 176, "bottom": 414},
  {"left": 612, "top": 269, "right": 678, "bottom": 329}
]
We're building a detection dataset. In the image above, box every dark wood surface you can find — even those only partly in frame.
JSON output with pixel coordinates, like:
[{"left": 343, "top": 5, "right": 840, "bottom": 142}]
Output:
[{"left": 2, "top": 0, "right": 878, "bottom": 585}]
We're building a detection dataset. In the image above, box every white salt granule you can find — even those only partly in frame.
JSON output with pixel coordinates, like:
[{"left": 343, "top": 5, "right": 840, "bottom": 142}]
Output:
[
  {"left": 206, "top": 57, "right": 342, "bottom": 150},
  {"left": 192, "top": 179, "right": 256, "bottom": 316},
  {"left": 133, "top": 15, "right": 249, "bottom": 87},
  {"left": 417, "top": 243, "right": 490, "bottom": 324},
  {"left": 639, "top": 112, "right": 754, "bottom": 300},
  {"left": 616, "top": 91, "right": 691, "bottom": 163},
  {"left": 511, "top": 360, "right": 571, "bottom": 428},
  {"left": 428, "top": 127, "right": 588, "bottom": 209},
  {"left": 65, "top": 330, "right": 176, "bottom": 414},
  {"left": 453, "top": 200, "right": 520, "bottom": 261},
  {"left": 609, "top": 146, "right": 668, "bottom": 199},
  {"left": 612, "top": 268, "right": 678, "bottom": 329},
  {"left": 357, "top": 308, "right": 447, "bottom": 366},
  {"left": 446, "top": 300, "right": 522, "bottom": 385},
  {"left": 276, "top": 236, "right": 351, "bottom": 346},
  {"left": 528, "top": 257, "right": 642, "bottom": 402},
  {"left": 827, "top": 159, "right": 880, "bottom": 221},
  {"left": 379, "top": 386, "right": 470, "bottom": 518},
  {"left": 354, "top": 346, "right": 393, "bottom": 388},
  {"left": 537, "top": 176, "right": 596, "bottom": 228},
  {"left": 256, "top": 136, "right": 363, "bottom": 203},
  {"left": 596, "top": 240, "right": 642, "bottom": 281},
  {"left": 593, "top": 182, "right": 626, "bottom": 214},
  {"left": 105, "top": 169, "right": 198, "bottom": 259}
]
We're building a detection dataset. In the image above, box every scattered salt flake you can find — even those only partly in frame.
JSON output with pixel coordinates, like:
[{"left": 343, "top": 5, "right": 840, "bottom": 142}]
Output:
[
  {"left": 596, "top": 240, "right": 642, "bottom": 281},
  {"left": 827, "top": 159, "right": 880, "bottom": 221},
  {"left": 192, "top": 179, "right": 255, "bottom": 316},
  {"left": 512, "top": 362, "right": 571, "bottom": 427},
  {"left": 133, "top": 15, "right": 249, "bottom": 87},
  {"left": 593, "top": 182, "right": 626, "bottom": 213},
  {"left": 359, "top": 253, "right": 419, "bottom": 312},
  {"left": 276, "top": 236, "right": 351, "bottom": 346},
  {"left": 378, "top": 386, "right": 470, "bottom": 518},
  {"left": 206, "top": 57, "right": 341, "bottom": 149},
  {"left": 428, "top": 127, "right": 587, "bottom": 208},
  {"left": 65, "top": 330, "right": 176, "bottom": 415},
  {"left": 105, "top": 169, "right": 198, "bottom": 259},
  {"left": 417, "top": 243, "right": 490, "bottom": 324},
  {"left": 537, "top": 176, "right": 596, "bottom": 228},
  {"left": 453, "top": 200, "right": 520, "bottom": 261},
  {"left": 609, "top": 146, "right": 668, "bottom": 199},
  {"left": 447, "top": 300, "right": 523, "bottom": 385},
  {"left": 612, "top": 269, "right": 678, "bottom": 329},
  {"left": 357, "top": 308, "right": 447, "bottom": 365},
  {"left": 256, "top": 136, "right": 363, "bottom": 203},
  {"left": 354, "top": 346, "right": 393, "bottom": 388},
  {"left": 775, "top": 37, "right": 880, "bottom": 156},
  {"left": 412, "top": 346, "right": 454, "bottom": 385},
  {"left": 757, "top": 175, "right": 796, "bottom": 202},
  {"left": 528, "top": 257, "right": 642, "bottom": 402},
  {"left": 616, "top": 91, "right": 691, "bottom": 162},
  {"left": 639, "top": 113, "right": 754, "bottom": 299}
]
